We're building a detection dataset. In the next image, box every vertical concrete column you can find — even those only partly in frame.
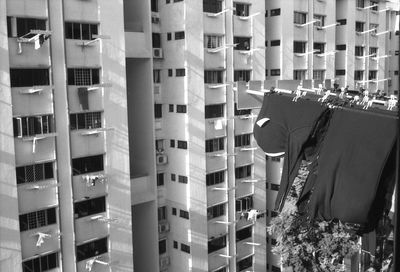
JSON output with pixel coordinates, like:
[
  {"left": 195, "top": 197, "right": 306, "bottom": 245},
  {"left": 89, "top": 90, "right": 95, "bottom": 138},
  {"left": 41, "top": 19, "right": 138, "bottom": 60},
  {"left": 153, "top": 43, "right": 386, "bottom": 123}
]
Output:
[
  {"left": 225, "top": 0, "right": 237, "bottom": 270},
  {"left": 48, "top": 0, "right": 76, "bottom": 270},
  {"left": 0, "top": 1, "right": 23, "bottom": 271},
  {"left": 308, "top": 0, "right": 314, "bottom": 79}
]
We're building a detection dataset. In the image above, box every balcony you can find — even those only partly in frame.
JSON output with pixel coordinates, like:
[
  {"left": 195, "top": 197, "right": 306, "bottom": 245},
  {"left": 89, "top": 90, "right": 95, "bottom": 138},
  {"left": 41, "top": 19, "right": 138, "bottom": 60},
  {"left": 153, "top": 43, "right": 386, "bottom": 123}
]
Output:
[
  {"left": 70, "top": 130, "right": 106, "bottom": 158},
  {"left": 235, "top": 180, "right": 254, "bottom": 199},
  {"left": 8, "top": 37, "right": 50, "bottom": 67},
  {"left": 234, "top": 147, "right": 255, "bottom": 167},
  {"left": 14, "top": 135, "right": 56, "bottom": 166},
  {"left": 205, "top": 84, "right": 227, "bottom": 105},
  {"left": 65, "top": 39, "right": 101, "bottom": 67},
  {"left": 7, "top": 0, "right": 47, "bottom": 18},
  {"left": 20, "top": 224, "right": 60, "bottom": 260},
  {"left": 204, "top": 49, "right": 225, "bottom": 70},
  {"left": 72, "top": 172, "right": 107, "bottom": 200},
  {"left": 236, "top": 237, "right": 254, "bottom": 260},
  {"left": 74, "top": 212, "right": 109, "bottom": 244},
  {"left": 76, "top": 253, "right": 110, "bottom": 272},
  {"left": 233, "top": 50, "right": 252, "bottom": 70},
  {"left": 205, "top": 118, "right": 227, "bottom": 139},
  {"left": 17, "top": 179, "right": 58, "bottom": 214},
  {"left": 234, "top": 117, "right": 253, "bottom": 134},
  {"left": 207, "top": 184, "right": 228, "bottom": 207},
  {"left": 203, "top": 13, "right": 225, "bottom": 35},
  {"left": 67, "top": 86, "right": 104, "bottom": 113},
  {"left": 233, "top": 15, "right": 252, "bottom": 36},
  {"left": 11, "top": 87, "right": 53, "bottom": 117},
  {"left": 64, "top": 0, "right": 99, "bottom": 22}
]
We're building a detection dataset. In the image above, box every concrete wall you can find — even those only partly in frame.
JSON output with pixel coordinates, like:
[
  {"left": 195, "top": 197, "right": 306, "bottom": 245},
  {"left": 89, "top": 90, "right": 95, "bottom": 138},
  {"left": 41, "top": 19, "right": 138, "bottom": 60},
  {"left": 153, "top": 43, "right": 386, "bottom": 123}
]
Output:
[{"left": 0, "top": 0, "right": 23, "bottom": 270}]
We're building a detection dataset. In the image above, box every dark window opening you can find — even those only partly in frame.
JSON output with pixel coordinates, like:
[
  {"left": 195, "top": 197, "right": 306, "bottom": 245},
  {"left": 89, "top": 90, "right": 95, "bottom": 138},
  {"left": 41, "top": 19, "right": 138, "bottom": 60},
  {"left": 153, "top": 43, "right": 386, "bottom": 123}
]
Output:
[
  {"left": 74, "top": 196, "right": 106, "bottom": 219},
  {"left": 180, "top": 210, "right": 189, "bottom": 219},
  {"left": 207, "top": 203, "right": 225, "bottom": 220},
  {"left": 235, "top": 165, "right": 252, "bottom": 179},
  {"left": 10, "top": 68, "right": 49, "bottom": 87},
  {"left": 234, "top": 36, "right": 251, "bottom": 50},
  {"left": 157, "top": 173, "right": 164, "bottom": 186},
  {"left": 235, "top": 134, "right": 251, "bottom": 147},
  {"left": 19, "top": 207, "right": 57, "bottom": 232},
  {"left": 208, "top": 235, "right": 227, "bottom": 253},
  {"left": 76, "top": 237, "right": 108, "bottom": 262},
  {"left": 234, "top": 103, "right": 251, "bottom": 116},
  {"left": 294, "top": 41, "right": 306, "bottom": 53},
  {"left": 206, "top": 137, "right": 224, "bottom": 153},
  {"left": 155, "top": 104, "right": 162, "bottom": 119},
  {"left": 270, "top": 9, "right": 280, "bottom": 16},
  {"left": 22, "top": 252, "right": 59, "bottom": 272},
  {"left": 65, "top": 22, "right": 98, "bottom": 40},
  {"left": 13, "top": 115, "right": 54, "bottom": 138},
  {"left": 152, "top": 33, "right": 161, "bottom": 48},
  {"left": 16, "top": 162, "right": 54, "bottom": 185},
  {"left": 237, "top": 256, "right": 253, "bottom": 271},
  {"left": 206, "top": 170, "right": 225, "bottom": 186},
  {"left": 205, "top": 104, "right": 224, "bottom": 119},
  {"left": 177, "top": 140, "right": 187, "bottom": 149},
  {"left": 70, "top": 112, "right": 102, "bottom": 130},
  {"left": 67, "top": 68, "right": 100, "bottom": 86},
  {"left": 203, "top": 0, "right": 222, "bottom": 13},
  {"left": 236, "top": 226, "right": 252, "bottom": 241},
  {"left": 72, "top": 154, "right": 104, "bottom": 176},
  {"left": 204, "top": 70, "right": 224, "bottom": 84},
  {"left": 234, "top": 3, "right": 250, "bottom": 16},
  {"left": 234, "top": 70, "right": 251, "bottom": 82},
  {"left": 159, "top": 239, "right": 167, "bottom": 254}
]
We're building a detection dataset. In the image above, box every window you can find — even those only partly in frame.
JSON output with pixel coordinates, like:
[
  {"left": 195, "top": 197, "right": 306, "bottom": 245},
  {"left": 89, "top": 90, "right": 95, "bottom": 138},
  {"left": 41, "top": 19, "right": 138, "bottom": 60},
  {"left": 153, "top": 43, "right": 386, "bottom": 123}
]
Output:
[
  {"left": 293, "top": 41, "right": 306, "bottom": 53},
  {"left": 395, "top": 71, "right": 399, "bottom": 76},
  {"left": 234, "top": 37, "right": 251, "bottom": 50},
  {"left": 72, "top": 154, "right": 103, "bottom": 176},
  {"left": 172, "top": 207, "right": 177, "bottom": 215},
  {"left": 234, "top": 103, "right": 251, "bottom": 116},
  {"left": 355, "top": 21, "right": 364, "bottom": 32},
  {"left": 181, "top": 243, "right": 190, "bottom": 254},
  {"left": 175, "top": 31, "right": 185, "bottom": 40},
  {"left": 237, "top": 256, "right": 253, "bottom": 271},
  {"left": 170, "top": 140, "right": 175, "bottom": 148},
  {"left": 336, "top": 44, "right": 346, "bottom": 51},
  {"left": 180, "top": 209, "right": 189, "bottom": 219},
  {"left": 10, "top": 68, "right": 49, "bottom": 87},
  {"left": 207, "top": 203, "right": 225, "bottom": 220},
  {"left": 206, "top": 137, "right": 225, "bottom": 152},
  {"left": 293, "top": 70, "right": 306, "bottom": 80},
  {"left": 169, "top": 104, "right": 174, "bottom": 112},
  {"left": 271, "top": 210, "right": 278, "bottom": 217},
  {"left": 271, "top": 183, "right": 280, "bottom": 191},
  {"left": 314, "top": 43, "right": 325, "bottom": 54},
  {"left": 235, "top": 134, "right": 251, "bottom": 147},
  {"left": 153, "top": 69, "right": 161, "bottom": 83},
  {"left": 7, "top": 17, "right": 12, "bottom": 37},
  {"left": 270, "top": 40, "right": 280, "bottom": 46},
  {"left": 370, "top": 1, "right": 378, "bottom": 11},
  {"left": 356, "top": 0, "right": 365, "bottom": 8},
  {"left": 16, "top": 162, "right": 54, "bottom": 185},
  {"left": 337, "top": 19, "right": 347, "bottom": 25},
  {"left": 19, "top": 207, "right": 56, "bottom": 231},
  {"left": 204, "top": 70, "right": 224, "bottom": 84},
  {"left": 15, "top": 17, "right": 46, "bottom": 37},
  {"left": 313, "top": 70, "right": 325, "bottom": 80},
  {"left": 176, "top": 68, "right": 186, "bottom": 77},
  {"left": 65, "top": 22, "right": 98, "bottom": 40},
  {"left": 234, "top": 3, "right": 250, "bottom": 16},
  {"left": 206, "top": 170, "right": 225, "bottom": 186},
  {"left": 205, "top": 104, "right": 224, "bottom": 119},
  {"left": 67, "top": 68, "right": 100, "bottom": 85},
  {"left": 168, "top": 69, "right": 173, "bottom": 77},
  {"left": 271, "top": 265, "right": 281, "bottom": 272},
  {"left": 157, "top": 173, "right": 164, "bottom": 186},
  {"left": 235, "top": 165, "right": 251, "bottom": 179},
  {"left": 158, "top": 206, "right": 167, "bottom": 221},
  {"left": 159, "top": 239, "right": 167, "bottom": 254},
  {"left": 177, "top": 140, "right": 187, "bottom": 149},
  {"left": 236, "top": 226, "right": 252, "bottom": 241},
  {"left": 174, "top": 0, "right": 183, "bottom": 2},
  {"left": 13, "top": 115, "right": 55, "bottom": 138},
  {"left": 155, "top": 104, "right": 162, "bottom": 119},
  {"left": 234, "top": 70, "right": 251, "bottom": 82},
  {"left": 151, "top": 0, "right": 159, "bottom": 12},
  {"left": 236, "top": 195, "right": 253, "bottom": 212},
  {"left": 265, "top": 10, "right": 268, "bottom": 17},
  {"left": 369, "top": 70, "right": 377, "bottom": 80},
  {"left": 167, "top": 32, "right": 172, "bottom": 40},
  {"left": 173, "top": 241, "right": 178, "bottom": 249},
  {"left": 270, "top": 9, "right": 281, "bottom": 16},
  {"left": 171, "top": 173, "right": 176, "bottom": 181},
  {"left": 176, "top": 105, "right": 187, "bottom": 113},
  {"left": 294, "top": 12, "right": 307, "bottom": 24},
  {"left": 76, "top": 237, "right": 107, "bottom": 262},
  {"left": 208, "top": 235, "right": 227, "bottom": 253},
  {"left": 74, "top": 196, "right": 106, "bottom": 219},
  {"left": 314, "top": 14, "right": 325, "bottom": 27},
  {"left": 22, "top": 252, "right": 59, "bottom": 272},
  {"left": 354, "top": 70, "right": 364, "bottom": 81},
  {"left": 336, "top": 70, "right": 346, "bottom": 76},
  {"left": 204, "top": 35, "right": 223, "bottom": 49},
  {"left": 369, "top": 47, "right": 378, "bottom": 56},
  {"left": 178, "top": 175, "right": 188, "bottom": 184},
  {"left": 203, "top": 0, "right": 222, "bottom": 13},
  {"left": 152, "top": 33, "right": 161, "bottom": 48},
  {"left": 70, "top": 112, "right": 102, "bottom": 130},
  {"left": 355, "top": 46, "right": 364, "bottom": 57},
  {"left": 270, "top": 69, "right": 280, "bottom": 76}
]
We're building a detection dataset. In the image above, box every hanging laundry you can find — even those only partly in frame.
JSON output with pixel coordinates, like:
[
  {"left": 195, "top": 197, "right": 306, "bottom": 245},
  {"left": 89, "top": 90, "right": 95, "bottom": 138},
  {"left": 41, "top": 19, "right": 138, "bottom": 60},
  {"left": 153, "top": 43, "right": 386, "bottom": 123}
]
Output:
[
  {"left": 78, "top": 87, "right": 89, "bottom": 110},
  {"left": 214, "top": 119, "right": 224, "bottom": 130},
  {"left": 253, "top": 93, "right": 326, "bottom": 210}
]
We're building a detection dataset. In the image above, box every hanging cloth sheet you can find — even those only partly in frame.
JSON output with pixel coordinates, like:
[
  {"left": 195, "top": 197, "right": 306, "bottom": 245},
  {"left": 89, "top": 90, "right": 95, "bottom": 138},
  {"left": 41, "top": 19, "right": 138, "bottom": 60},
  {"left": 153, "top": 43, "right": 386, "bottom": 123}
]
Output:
[
  {"left": 254, "top": 93, "right": 397, "bottom": 232},
  {"left": 78, "top": 87, "right": 89, "bottom": 110}
]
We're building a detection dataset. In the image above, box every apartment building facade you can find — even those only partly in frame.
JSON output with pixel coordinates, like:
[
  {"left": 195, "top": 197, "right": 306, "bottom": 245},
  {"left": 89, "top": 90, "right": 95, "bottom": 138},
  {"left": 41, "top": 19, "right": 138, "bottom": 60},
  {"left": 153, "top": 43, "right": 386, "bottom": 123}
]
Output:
[
  {"left": 265, "top": 0, "right": 399, "bottom": 94},
  {"left": 151, "top": 0, "right": 267, "bottom": 271}
]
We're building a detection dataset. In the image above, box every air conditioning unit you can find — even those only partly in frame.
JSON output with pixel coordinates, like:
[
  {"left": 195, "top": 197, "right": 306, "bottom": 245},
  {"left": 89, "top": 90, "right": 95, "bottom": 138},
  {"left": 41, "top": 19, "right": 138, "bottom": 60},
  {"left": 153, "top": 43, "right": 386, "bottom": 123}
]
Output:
[
  {"left": 158, "top": 221, "right": 170, "bottom": 233},
  {"left": 156, "top": 154, "right": 168, "bottom": 165},
  {"left": 153, "top": 48, "right": 163, "bottom": 59},
  {"left": 159, "top": 256, "right": 170, "bottom": 269}
]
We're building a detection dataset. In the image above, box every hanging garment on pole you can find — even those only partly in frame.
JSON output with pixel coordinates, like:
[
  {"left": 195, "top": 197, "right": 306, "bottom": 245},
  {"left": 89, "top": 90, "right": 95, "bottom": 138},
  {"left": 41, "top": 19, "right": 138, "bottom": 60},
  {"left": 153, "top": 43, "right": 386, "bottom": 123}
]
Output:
[
  {"left": 78, "top": 87, "right": 89, "bottom": 110},
  {"left": 253, "top": 93, "right": 326, "bottom": 210},
  {"left": 306, "top": 108, "right": 397, "bottom": 231}
]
